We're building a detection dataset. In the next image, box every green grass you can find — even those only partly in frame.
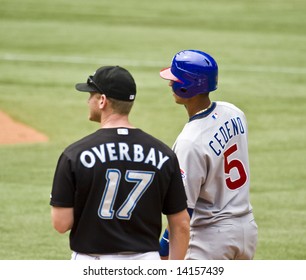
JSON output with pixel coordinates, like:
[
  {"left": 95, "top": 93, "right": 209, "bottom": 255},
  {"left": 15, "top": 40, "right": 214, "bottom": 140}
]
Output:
[{"left": 0, "top": 0, "right": 306, "bottom": 260}]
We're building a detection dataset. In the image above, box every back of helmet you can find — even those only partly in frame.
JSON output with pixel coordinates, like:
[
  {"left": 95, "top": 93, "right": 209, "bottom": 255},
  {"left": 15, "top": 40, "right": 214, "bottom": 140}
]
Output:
[{"left": 161, "top": 50, "right": 218, "bottom": 98}]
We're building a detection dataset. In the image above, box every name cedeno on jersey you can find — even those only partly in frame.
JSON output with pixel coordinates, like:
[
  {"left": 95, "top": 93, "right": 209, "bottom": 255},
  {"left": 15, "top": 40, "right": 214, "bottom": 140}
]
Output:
[{"left": 209, "top": 116, "right": 245, "bottom": 156}]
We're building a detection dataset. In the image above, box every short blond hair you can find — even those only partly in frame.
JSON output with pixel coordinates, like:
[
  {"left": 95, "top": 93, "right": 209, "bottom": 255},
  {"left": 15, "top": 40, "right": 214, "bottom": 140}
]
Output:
[{"left": 108, "top": 97, "right": 134, "bottom": 115}]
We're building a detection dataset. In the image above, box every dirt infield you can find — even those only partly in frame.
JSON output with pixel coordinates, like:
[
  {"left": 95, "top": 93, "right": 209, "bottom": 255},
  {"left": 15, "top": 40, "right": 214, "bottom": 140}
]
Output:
[{"left": 0, "top": 111, "right": 48, "bottom": 144}]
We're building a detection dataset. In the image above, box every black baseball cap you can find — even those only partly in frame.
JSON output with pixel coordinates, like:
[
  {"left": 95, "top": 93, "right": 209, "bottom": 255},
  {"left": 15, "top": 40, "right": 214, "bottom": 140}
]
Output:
[{"left": 75, "top": 66, "right": 136, "bottom": 102}]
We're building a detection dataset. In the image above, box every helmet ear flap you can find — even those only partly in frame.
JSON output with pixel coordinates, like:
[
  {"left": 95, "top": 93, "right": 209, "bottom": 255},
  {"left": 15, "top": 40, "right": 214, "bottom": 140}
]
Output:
[
  {"left": 172, "top": 81, "right": 189, "bottom": 97},
  {"left": 180, "top": 88, "right": 187, "bottom": 93}
]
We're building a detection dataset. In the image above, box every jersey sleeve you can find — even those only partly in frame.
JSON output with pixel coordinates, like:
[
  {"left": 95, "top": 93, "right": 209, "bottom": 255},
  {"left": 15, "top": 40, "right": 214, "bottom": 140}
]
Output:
[
  {"left": 50, "top": 153, "right": 75, "bottom": 207},
  {"left": 162, "top": 155, "right": 188, "bottom": 215},
  {"left": 173, "top": 138, "right": 206, "bottom": 209}
]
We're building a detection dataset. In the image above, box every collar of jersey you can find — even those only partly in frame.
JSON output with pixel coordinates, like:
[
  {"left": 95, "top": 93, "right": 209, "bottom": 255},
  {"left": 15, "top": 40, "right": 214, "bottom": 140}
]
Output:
[{"left": 189, "top": 102, "right": 216, "bottom": 122}]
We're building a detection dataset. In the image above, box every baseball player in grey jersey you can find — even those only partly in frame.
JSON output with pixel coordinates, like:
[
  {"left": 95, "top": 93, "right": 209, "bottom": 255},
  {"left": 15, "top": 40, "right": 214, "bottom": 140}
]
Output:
[{"left": 159, "top": 50, "right": 258, "bottom": 260}]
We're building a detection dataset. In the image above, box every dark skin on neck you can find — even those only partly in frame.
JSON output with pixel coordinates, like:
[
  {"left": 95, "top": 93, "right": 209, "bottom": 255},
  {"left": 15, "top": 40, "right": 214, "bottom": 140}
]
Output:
[{"left": 173, "top": 92, "right": 211, "bottom": 118}]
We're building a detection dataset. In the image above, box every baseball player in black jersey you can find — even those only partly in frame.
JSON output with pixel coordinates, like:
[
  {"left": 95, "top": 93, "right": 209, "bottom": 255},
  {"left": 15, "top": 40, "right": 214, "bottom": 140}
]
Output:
[{"left": 50, "top": 65, "right": 190, "bottom": 260}]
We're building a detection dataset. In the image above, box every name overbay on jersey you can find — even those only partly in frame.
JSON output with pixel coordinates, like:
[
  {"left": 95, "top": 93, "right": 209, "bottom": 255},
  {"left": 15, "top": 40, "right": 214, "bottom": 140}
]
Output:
[
  {"left": 209, "top": 116, "right": 245, "bottom": 156},
  {"left": 79, "top": 142, "right": 170, "bottom": 170}
]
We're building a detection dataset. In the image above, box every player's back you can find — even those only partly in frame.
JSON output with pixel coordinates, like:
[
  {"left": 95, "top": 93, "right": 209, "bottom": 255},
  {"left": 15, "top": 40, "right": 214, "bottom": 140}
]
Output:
[
  {"left": 60, "top": 127, "right": 186, "bottom": 254},
  {"left": 173, "top": 101, "right": 253, "bottom": 226}
]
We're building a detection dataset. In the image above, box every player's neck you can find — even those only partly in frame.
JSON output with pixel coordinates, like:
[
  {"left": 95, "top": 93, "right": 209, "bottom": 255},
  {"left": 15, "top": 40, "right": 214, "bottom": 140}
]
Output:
[
  {"left": 100, "top": 113, "right": 134, "bottom": 129},
  {"left": 186, "top": 97, "right": 212, "bottom": 118}
]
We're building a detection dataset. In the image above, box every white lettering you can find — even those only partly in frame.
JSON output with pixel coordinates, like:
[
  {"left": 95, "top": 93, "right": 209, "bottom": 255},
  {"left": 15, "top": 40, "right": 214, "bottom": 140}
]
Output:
[
  {"left": 106, "top": 143, "right": 118, "bottom": 161},
  {"left": 80, "top": 150, "right": 96, "bottom": 168},
  {"left": 79, "top": 142, "right": 170, "bottom": 170},
  {"left": 157, "top": 151, "right": 169, "bottom": 170},
  {"left": 92, "top": 145, "right": 106, "bottom": 163},
  {"left": 118, "top": 142, "right": 131, "bottom": 161},
  {"left": 134, "top": 144, "right": 144, "bottom": 162},
  {"left": 144, "top": 148, "right": 156, "bottom": 167}
]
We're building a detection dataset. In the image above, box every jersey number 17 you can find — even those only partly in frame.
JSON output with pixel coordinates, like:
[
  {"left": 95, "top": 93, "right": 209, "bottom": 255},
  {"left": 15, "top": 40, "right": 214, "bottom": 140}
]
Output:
[{"left": 98, "top": 169, "right": 155, "bottom": 220}]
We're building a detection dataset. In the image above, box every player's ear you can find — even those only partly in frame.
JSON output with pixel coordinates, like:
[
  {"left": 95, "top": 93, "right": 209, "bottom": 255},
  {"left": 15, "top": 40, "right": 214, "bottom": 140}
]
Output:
[{"left": 99, "top": 94, "right": 107, "bottom": 108}]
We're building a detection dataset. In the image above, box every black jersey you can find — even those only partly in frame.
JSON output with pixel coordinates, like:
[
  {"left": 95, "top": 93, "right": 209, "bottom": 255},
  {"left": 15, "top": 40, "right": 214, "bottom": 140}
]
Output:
[{"left": 50, "top": 128, "right": 187, "bottom": 254}]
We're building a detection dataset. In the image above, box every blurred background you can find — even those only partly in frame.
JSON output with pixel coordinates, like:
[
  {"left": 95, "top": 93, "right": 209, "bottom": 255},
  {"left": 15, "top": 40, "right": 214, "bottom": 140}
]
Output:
[{"left": 0, "top": 0, "right": 305, "bottom": 259}]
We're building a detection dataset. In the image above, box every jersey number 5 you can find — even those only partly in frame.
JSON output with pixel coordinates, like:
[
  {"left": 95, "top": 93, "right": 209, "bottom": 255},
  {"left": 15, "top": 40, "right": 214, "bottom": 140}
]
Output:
[
  {"left": 224, "top": 144, "right": 247, "bottom": 190},
  {"left": 98, "top": 169, "right": 155, "bottom": 220}
]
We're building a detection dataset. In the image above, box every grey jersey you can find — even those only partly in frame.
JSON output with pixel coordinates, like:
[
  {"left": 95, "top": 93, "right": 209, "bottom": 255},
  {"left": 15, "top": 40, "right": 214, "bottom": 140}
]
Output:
[{"left": 173, "top": 101, "right": 253, "bottom": 227}]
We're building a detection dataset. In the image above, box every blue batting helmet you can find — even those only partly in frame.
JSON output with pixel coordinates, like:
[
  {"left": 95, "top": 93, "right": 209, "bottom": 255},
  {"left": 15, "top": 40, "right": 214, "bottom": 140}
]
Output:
[{"left": 160, "top": 50, "right": 218, "bottom": 98}]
